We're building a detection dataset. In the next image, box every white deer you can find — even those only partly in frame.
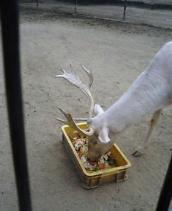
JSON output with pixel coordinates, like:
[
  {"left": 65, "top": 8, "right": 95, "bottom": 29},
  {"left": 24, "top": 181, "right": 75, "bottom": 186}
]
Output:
[{"left": 56, "top": 41, "right": 172, "bottom": 161}]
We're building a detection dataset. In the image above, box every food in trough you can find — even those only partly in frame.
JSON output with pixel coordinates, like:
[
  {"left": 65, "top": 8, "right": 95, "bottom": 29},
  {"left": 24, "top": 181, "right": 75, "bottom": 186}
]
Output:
[{"left": 71, "top": 131, "right": 116, "bottom": 171}]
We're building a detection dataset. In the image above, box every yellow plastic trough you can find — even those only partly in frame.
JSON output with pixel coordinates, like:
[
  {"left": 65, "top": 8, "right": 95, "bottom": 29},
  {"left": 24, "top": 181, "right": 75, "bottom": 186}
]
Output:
[{"left": 61, "top": 122, "right": 131, "bottom": 189}]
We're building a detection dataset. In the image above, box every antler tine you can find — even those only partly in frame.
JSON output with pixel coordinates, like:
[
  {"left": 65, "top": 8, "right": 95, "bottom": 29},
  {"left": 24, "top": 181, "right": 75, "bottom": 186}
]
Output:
[
  {"left": 57, "top": 107, "right": 94, "bottom": 136},
  {"left": 56, "top": 117, "right": 67, "bottom": 124},
  {"left": 80, "top": 65, "right": 94, "bottom": 118},
  {"left": 56, "top": 107, "right": 88, "bottom": 122},
  {"left": 56, "top": 117, "right": 88, "bottom": 122},
  {"left": 57, "top": 107, "right": 69, "bottom": 120},
  {"left": 81, "top": 65, "right": 94, "bottom": 88}
]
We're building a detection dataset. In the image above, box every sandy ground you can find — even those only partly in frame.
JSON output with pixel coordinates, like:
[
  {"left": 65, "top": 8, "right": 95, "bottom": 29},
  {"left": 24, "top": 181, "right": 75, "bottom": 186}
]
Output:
[{"left": 0, "top": 6, "right": 172, "bottom": 211}]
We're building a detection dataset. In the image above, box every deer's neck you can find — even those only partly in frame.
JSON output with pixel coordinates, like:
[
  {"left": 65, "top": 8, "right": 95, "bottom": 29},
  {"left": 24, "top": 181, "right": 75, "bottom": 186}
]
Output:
[{"left": 92, "top": 70, "right": 170, "bottom": 134}]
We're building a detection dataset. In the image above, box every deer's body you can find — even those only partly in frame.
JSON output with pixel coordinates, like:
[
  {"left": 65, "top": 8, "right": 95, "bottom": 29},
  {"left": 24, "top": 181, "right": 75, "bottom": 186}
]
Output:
[
  {"left": 57, "top": 41, "right": 172, "bottom": 160},
  {"left": 91, "top": 41, "right": 172, "bottom": 134}
]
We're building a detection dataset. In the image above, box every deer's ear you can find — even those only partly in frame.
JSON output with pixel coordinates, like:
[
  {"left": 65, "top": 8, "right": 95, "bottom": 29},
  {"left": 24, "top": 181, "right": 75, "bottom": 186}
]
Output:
[
  {"left": 98, "top": 126, "right": 110, "bottom": 143},
  {"left": 94, "top": 104, "right": 104, "bottom": 115}
]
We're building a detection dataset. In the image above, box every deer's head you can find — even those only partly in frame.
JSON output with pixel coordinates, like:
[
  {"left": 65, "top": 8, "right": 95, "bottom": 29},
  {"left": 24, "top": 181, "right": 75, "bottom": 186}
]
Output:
[{"left": 56, "top": 65, "right": 111, "bottom": 161}]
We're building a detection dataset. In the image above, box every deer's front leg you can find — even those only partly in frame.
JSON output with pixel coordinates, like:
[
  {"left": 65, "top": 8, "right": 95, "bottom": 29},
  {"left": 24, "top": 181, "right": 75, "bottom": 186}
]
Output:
[{"left": 132, "top": 109, "right": 161, "bottom": 157}]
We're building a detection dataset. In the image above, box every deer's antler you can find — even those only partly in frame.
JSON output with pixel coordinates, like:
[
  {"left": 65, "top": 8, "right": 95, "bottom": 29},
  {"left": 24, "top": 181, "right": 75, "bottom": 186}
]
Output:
[
  {"left": 56, "top": 65, "right": 95, "bottom": 137},
  {"left": 56, "top": 106, "right": 88, "bottom": 123},
  {"left": 57, "top": 107, "right": 94, "bottom": 136},
  {"left": 56, "top": 65, "right": 94, "bottom": 118},
  {"left": 81, "top": 65, "right": 94, "bottom": 88}
]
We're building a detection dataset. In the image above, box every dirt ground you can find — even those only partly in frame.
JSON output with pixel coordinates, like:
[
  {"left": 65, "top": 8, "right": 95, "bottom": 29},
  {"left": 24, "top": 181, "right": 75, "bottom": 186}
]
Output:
[{"left": 0, "top": 5, "right": 172, "bottom": 211}]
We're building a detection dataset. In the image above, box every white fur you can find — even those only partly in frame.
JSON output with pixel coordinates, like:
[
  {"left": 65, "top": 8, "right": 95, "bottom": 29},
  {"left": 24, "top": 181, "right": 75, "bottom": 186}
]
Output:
[{"left": 91, "top": 41, "right": 172, "bottom": 143}]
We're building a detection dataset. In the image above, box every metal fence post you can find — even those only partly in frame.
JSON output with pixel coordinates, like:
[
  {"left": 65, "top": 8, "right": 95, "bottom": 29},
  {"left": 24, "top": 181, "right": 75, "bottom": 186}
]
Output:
[
  {"left": 123, "top": 0, "right": 127, "bottom": 20},
  {"left": 156, "top": 155, "right": 172, "bottom": 211},
  {"left": 0, "top": 0, "right": 32, "bottom": 210},
  {"left": 74, "top": 0, "right": 78, "bottom": 14}
]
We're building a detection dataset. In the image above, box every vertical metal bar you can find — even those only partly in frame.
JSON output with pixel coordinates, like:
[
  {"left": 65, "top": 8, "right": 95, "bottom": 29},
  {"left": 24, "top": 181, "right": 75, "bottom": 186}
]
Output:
[
  {"left": 0, "top": 1, "right": 32, "bottom": 211},
  {"left": 123, "top": 0, "right": 127, "bottom": 20},
  {"left": 36, "top": 0, "right": 39, "bottom": 8},
  {"left": 74, "top": 0, "right": 78, "bottom": 14},
  {"left": 156, "top": 155, "right": 172, "bottom": 211}
]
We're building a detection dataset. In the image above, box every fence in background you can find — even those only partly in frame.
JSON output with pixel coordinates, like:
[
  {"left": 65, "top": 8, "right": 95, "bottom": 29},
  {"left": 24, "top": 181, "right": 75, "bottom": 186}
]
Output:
[{"left": 20, "top": 0, "right": 172, "bottom": 29}]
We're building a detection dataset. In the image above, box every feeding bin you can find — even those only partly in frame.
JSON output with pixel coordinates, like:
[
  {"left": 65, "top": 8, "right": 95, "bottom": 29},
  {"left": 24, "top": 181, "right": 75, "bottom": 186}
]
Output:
[{"left": 61, "top": 122, "right": 131, "bottom": 189}]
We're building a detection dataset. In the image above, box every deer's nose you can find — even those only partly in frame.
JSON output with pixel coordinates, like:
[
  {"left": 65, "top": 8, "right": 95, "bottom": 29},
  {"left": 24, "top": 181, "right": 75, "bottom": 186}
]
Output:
[
  {"left": 87, "top": 151, "right": 100, "bottom": 162},
  {"left": 88, "top": 156, "right": 98, "bottom": 162}
]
